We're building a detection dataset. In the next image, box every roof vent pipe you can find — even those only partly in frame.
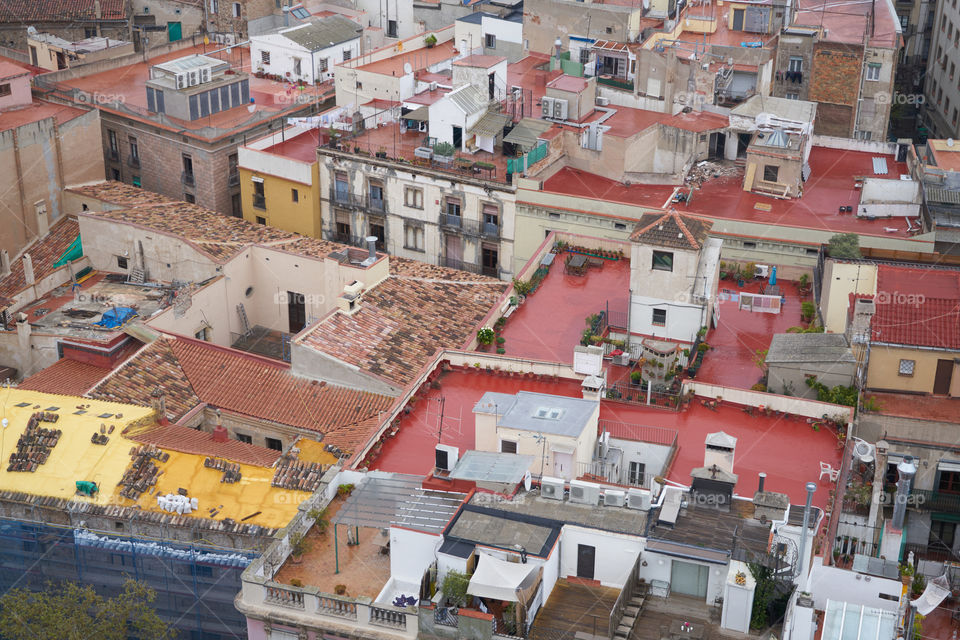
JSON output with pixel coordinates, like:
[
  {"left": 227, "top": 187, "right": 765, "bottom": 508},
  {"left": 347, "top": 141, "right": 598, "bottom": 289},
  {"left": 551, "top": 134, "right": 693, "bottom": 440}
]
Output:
[
  {"left": 892, "top": 456, "right": 917, "bottom": 530},
  {"left": 366, "top": 236, "right": 377, "bottom": 262},
  {"left": 799, "top": 482, "right": 816, "bottom": 576},
  {"left": 758, "top": 472, "right": 766, "bottom": 493}
]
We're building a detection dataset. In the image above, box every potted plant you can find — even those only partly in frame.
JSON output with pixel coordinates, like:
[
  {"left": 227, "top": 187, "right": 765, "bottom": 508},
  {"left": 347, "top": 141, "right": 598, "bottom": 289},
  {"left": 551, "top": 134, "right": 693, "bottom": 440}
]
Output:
[
  {"left": 424, "top": 34, "right": 438, "bottom": 48},
  {"left": 376, "top": 146, "right": 388, "bottom": 159},
  {"left": 801, "top": 301, "right": 816, "bottom": 322},
  {"left": 799, "top": 272, "right": 811, "bottom": 295},
  {"left": 630, "top": 371, "right": 643, "bottom": 385},
  {"left": 289, "top": 530, "right": 311, "bottom": 563},
  {"left": 477, "top": 327, "right": 495, "bottom": 350}
]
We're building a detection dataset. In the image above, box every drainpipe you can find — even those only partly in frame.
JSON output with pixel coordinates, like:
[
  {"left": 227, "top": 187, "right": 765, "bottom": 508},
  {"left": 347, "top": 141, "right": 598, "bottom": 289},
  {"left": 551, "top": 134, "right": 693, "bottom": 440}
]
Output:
[
  {"left": 798, "top": 482, "right": 816, "bottom": 583},
  {"left": 891, "top": 456, "right": 917, "bottom": 531}
]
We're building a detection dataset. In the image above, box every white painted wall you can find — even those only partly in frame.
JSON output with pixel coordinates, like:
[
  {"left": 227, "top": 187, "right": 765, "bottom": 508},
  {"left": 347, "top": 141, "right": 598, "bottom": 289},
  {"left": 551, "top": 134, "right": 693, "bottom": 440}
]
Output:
[
  {"left": 251, "top": 30, "right": 361, "bottom": 84},
  {"left": 391, "top": 527, "right": 442, "bottom": 582},
  {"left": 607, "top": 439, "right": 673, "bottom": 488},
  {"left": 637, "top": 549, "right": 728, "bottom": 603},
  {"left": 354, "top": 0, "right": 417, "bottom": 40},
  {"left": 482, "top": 16, "right": 522, "bottom": 45},
  {"left": 805, "top": 562, "right": 901, "bottom": 612},
  {"left": 721, "top": 560, "right": 755, "bottom": 634},
  {"left": 630, "top": 294, "right": 703, "bottom": 343},
  {"left": 559, "top": 526, "right": 642, "bottom": 587}
]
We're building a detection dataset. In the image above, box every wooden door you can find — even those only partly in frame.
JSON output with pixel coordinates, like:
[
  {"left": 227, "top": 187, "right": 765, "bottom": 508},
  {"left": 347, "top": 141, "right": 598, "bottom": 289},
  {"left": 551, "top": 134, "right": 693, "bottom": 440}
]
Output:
[{"left": 934, "top": 359, "right": 954, "bottom": 395}]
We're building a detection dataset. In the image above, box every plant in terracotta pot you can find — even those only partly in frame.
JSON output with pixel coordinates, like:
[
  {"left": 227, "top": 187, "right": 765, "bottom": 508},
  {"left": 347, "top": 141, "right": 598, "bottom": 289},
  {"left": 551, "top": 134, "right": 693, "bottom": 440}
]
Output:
[
  {"left": 289, "top": 531, "right": 311, "bottom": 563},
  {"left": 477, "top": 327, "right": 495, "bottom": 350}
]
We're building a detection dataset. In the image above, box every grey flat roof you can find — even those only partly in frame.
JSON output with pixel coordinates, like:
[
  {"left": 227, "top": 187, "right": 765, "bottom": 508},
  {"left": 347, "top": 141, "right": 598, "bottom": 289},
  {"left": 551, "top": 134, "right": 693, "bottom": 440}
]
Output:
[
  {"left": 731, "top": 94, "right": 817, "bottom": 123},
  {"left": 334, "top": 472, "right": 466, "bottom": 533},
  {"left": 446, "top": 508, "right": 558, "bottom": 557},
  {"left": 765, "top": 333, "right": 855, "bottom": 364},
  {"left": 474, "top": 391, "right": 597, "bottom": 438},
  {"left": 449, "top": 451, "right": 534, "bottom": 484},
  {"left": 470, "top": 490, "right": 647, "bottom": 536}
]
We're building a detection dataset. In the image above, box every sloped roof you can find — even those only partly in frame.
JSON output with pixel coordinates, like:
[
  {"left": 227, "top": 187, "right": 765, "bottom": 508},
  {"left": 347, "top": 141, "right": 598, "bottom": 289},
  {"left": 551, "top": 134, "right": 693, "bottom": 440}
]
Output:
[
  {"left": 89, "top": 335, "right": 393, "bottom": 448},
  {"left": 871, "top": 265, "right": 960, "bottom": 350},
  {"left": 448, "top": 84, "right": 488, "bottom": 115},
  {"left": 0, "top": 0, "right": 126, "bottom": 22},
  {"left": 66, "top": 180, "right": 177, "bottom": 207},
  {"left": 278, "top": 15, "right": 362, "bottom": 50},
  {"left": 0, "top": 216, "right": 80, "bottom": 298},
  {"left": 630, "top": 211, "right": 713, "bottom": 250},
  {"left": 17, "top": 358, "right": 113, "bottom": 396},
  {"left": 503, "top": 118, "right": 553, "bottom": 151},
  {"left": 129, "top": 423, "right": 283, "bottom": 467},
  {"left": 0, "top": 61, "right": 29, "bottom": 81},
  {"left": 299, "top": 274, "right": 507, "bottom": 387}
]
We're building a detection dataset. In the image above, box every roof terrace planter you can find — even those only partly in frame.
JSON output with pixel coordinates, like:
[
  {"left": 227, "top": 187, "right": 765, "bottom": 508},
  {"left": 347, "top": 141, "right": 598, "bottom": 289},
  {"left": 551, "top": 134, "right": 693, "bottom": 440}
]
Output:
[
  {"left": 415, "top": 146, "right": 434, "bottom": 160},
  {"left": 597, "top": 75, "right": 634, "bottom": 92}
]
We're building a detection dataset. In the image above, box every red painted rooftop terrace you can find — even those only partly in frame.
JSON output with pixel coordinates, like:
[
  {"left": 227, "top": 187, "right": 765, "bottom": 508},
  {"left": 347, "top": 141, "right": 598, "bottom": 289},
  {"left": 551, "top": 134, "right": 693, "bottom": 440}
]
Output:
[
  {"left": 367, "top": 367, "right": 841, "bottom": 509},
  {"left": 538, "top": 147, "right": 919, "bottom": 239}
]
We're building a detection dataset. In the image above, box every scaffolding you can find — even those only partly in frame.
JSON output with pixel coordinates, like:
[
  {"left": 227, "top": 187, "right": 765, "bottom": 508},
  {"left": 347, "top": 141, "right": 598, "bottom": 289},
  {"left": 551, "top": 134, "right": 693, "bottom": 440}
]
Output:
[{"left": 0, "top": 517, "right": 258, "bottom": 639}]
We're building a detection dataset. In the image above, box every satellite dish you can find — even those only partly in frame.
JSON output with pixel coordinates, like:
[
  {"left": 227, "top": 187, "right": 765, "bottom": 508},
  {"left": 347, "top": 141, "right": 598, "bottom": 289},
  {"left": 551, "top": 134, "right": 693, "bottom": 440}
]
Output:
[
  {"left": 403, "top": 62, "right": 413, "bottom": 75},
  {"left": 523, "top": 471, "right": 532, "bottom": 492}
]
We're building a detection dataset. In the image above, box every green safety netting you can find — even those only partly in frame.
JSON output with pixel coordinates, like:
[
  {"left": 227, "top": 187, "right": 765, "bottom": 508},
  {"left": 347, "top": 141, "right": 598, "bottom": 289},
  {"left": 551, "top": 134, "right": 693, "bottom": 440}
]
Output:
[{"left": 53, "top": 235, "right": 83, "bottom": 268}]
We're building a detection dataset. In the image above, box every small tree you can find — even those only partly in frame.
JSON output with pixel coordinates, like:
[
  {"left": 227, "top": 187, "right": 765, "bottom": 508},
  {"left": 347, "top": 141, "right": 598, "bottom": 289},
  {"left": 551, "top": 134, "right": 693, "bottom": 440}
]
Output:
[
  {"left": 289, "top": 531, "right": 312, "bottom": 560},
  {"left": 433, "top": 141, "right": 455, "bottom": 157},
  {"left": 827, "top": 233, "right": 862, "bottom": 259},
  {"left": 441, "top": 570, "right": 470, "bottom": 606},
  {"left": 0, "top": 580, "right": 176, "bottom": 640}
]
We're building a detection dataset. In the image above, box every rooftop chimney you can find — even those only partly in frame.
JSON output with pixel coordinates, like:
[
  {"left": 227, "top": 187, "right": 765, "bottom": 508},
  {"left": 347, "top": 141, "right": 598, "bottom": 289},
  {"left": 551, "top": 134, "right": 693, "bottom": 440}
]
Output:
[
  {"left": 211, "top": 424, "right": 229, "bottom": 442},
  {"left": 892, "top": 456, "right": 917, "bottom": 530},
  {"left": 0, "top": 250, "right": 9, "bottom": 279},
  {"left": 581, "top": 374, "right": 604, "bottom": 402},
  {"left": 22, "top": 254, "right": 34, "bottom": 286},
  {"left": 703, "top": 431, "right": 737, "bottom": 474},
  {"left": 758, "top": 472, "right": 766, "bottom": 493},
  {"left": 365, "top": 236, "right": 377, "bottom": 262},
  {"left": 150, "top": 387, "right": 167, "bottom": 423}
]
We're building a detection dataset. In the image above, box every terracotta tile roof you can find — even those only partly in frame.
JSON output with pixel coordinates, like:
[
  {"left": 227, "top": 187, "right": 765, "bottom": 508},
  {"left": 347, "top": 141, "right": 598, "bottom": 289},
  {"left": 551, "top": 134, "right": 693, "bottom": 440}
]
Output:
[
  {"left": 630, "top": 210, "right": 712, "bottom": 250},
  {"left": 129, "top": 424, "right": 283, "bottom": 467},
  {"left": 871, "top": 265, "right": 960, "bottom": 350},
  {"left": 0, "top": 0, "right": 126, "bottom": 22},
  {"left": 89, "top": 335, "right": 394, "bottom": 450},
  {"left": 388, "top": 256, "right": 501, "bottom": 282},
  {"left": 300, "top": 274, "right": 507, "bottom": 386},
  {"left": 85, "top": 203, "right": 303, "bottom": 262},
  {"left": 17, "top": 358, "right": 112, "bottom": 396},
  {"left": 67, "top": 181, "right": 176, "bottom": 207},
  {"left": 89, "top": 339, "right": 201, "bottom": 420},
  {"left": 0, "top": 216, "right": 80, "bottom": 299},
  {"left": 0, "top": 61, "right": 29, "bottom": 80}
]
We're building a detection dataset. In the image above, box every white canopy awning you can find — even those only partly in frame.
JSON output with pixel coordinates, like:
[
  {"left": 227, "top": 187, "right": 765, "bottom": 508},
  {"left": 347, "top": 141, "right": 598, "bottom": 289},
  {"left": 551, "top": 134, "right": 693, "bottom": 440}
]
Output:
[{"left": 467, "top": 553, "right": 537, "bottom": 602}]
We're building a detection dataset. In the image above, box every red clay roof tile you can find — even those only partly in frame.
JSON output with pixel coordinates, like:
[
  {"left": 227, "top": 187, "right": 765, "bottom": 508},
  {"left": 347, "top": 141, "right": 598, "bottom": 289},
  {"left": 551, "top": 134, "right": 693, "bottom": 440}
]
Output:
[
  {"left": 130, "top": 423, "right": 283, "bottom": 467},
  {"left": 0, "top": 0, "right": 126, "bottom": 22},
  {"left": 0, "top": 216, "right": 80, "bottom": 299},
  {"left": 871, "top": 265, "right": 960, "bottom": 350},
  {"left": 17, "top": 358, "right": 112, "bottom": 396}
]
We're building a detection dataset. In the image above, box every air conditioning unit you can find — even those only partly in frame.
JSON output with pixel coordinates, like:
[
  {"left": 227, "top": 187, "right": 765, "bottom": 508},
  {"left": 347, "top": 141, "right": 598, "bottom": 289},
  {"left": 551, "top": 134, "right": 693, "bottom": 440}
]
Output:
[
  {"left": 627, "top": 488, "right": 651, "bottom": 511},
  {"left": 595, "top": 96, "right": 610, "bottom": 107},
  {"left": 343, "top": 280, "right": 364, "bottom": 297},
  {"left": 541, "top": 97, "right": 554, "bottom": 118},
  {"left": 435, "top": 444, "right": 459, "bottom": 471},
  {"left": 569, "top": 479, "right": 601, "bottom": 505},
  {"left": 175, "top": 72, "right": 188, "bottom": 90},
  {"left": 604, "top": 489, "right": 626, "bottom": 507},
  {"left": 553, "top": 98, "right": 568, "bottom": 120},
  {"left": 540, "top": 476, "right": 565, "bottom": 500},
  {"left": 429, "top": 81, "right": 438, "bottom": 91},
  {"left": 187, "top": 69, "right": 200, "bottom": 86},
  {"left": 199, "top": 66, "right": 212, "bottom": 83}
]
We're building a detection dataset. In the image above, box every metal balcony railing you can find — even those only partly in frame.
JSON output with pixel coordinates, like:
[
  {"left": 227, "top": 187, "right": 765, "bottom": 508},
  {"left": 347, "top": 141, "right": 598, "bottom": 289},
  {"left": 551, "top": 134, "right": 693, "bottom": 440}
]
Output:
[
  {"left": 440, "top": 212, "right": 462, "bottom": 228},
  {"left": 228, "top": 172, "right": 240, "bottom": 187},
  {"left": 911, "top": 488, "right": 960, "bottom": 512},
  {"left": 366, "top": 194, "right": 385, "bottom": 212},
  {"left": 482, "top": 221, "right": 500, "bottom": 238},
  {"left": 181, "top": 172, "right": 195, "bottom": 187},
  {"left": 127, "top": 155, "right": 140, "bottom": 168},
  {"left": 252, "top": 194, "right": 266, "bottom": 209}
]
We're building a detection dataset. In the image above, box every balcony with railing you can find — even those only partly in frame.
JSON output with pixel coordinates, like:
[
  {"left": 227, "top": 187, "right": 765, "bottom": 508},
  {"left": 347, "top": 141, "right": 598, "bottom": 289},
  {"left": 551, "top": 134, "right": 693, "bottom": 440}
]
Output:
[
  {"left": 182, "top": 172, "right": 196, "bottom": 187},
  {"left": 228, "top": 171, "right": 240, "bottom": 187},
  {"left": 366, "top": 193, "right": 386, "bottom": 212},
  {"left": 481, "top": 220, "right": 500, "bottom": 239},
  {"left": 439, "top": 212, "right": 462, "bottom": 229},
  {"left": 127, "top": 155, "right": 140, "bottom": 169},
  {"left": 911, "top": 488, "right": 960, "bottom": 512},
  {"left": 252, "top": 194, "right": 266, "bottom": 210},
  {"left": 441, "top": 256, "right": 483, "bottom": 274}
]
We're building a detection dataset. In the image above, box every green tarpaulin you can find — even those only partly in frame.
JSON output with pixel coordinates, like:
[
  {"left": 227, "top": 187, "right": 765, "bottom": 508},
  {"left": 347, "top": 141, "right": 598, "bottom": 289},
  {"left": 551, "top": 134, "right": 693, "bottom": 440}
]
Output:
[{"left": 53, "top": 235, "right": 82, "bottom": 268}]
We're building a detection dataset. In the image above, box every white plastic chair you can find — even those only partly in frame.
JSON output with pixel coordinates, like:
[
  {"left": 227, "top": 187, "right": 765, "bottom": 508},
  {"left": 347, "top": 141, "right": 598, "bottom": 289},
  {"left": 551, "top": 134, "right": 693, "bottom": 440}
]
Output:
[{"left": 819, "top": 461, "right": 839, "bottom": 482}]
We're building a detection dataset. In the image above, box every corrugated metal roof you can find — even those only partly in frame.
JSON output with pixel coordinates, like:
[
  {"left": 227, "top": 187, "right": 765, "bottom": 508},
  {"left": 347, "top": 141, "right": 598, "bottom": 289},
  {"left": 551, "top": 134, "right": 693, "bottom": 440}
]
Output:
[
  {"left": 279, "top": 15, "right": 362, "bottom": 50},
  {"left": 448, "top": 85, "right": 487, "bottom": 115},
  {"left": 469, "top": 111, "right": 511, "bottom": 137},
  {"left": 872, "top": 157, "right": 888, "bottom": 175},
  {"left": 926, "top": 187, "right": 960, "bottom": 204},
  {"left": 503, "top": 118, "right": 552, "bottom": 150}
]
